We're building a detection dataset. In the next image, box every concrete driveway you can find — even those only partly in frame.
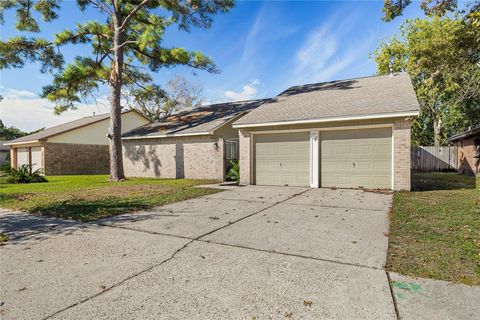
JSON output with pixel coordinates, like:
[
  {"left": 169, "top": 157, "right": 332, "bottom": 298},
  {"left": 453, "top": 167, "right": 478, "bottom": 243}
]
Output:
[{"left": 1, "top": 186, "right": 478, "bottom": 319}]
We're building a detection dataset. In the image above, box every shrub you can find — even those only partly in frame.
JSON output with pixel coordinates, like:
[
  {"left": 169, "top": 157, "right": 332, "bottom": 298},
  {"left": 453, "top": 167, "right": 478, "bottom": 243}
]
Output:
[
  {"left": 226, "top": 160, "right": 239, "bottom": 181},
  {"left": 7, "top": 164, "right": 48, "bottom": 184}
]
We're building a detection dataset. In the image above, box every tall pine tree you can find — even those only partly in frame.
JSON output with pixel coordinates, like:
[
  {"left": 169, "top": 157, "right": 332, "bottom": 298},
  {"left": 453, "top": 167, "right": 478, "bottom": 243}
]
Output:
[{"left": 0, "top": 0, "right": 234, "bottom": 181}]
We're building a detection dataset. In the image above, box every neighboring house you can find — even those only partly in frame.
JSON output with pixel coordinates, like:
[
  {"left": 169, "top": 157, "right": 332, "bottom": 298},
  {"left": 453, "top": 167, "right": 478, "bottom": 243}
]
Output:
[
  {"left": 448, "top": 126, "right": 480, "bottom": 176},
  {"left": 5, "top": 109, "right": 149, "bottom": 175},
  {"left": 121, "top": 99, "right": 267, "bottom": 180},
  {"left": 0, "top": 139, "right": 10, "bottom": 167},
  {"left": 233, "top": 73, "right": 419, "bottom": 190}
]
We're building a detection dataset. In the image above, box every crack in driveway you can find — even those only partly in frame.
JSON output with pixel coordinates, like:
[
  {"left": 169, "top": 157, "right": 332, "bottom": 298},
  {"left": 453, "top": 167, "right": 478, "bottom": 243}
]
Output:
[
  {"left": 97, "top": 223, "right": 385, "bottom": 272},
  {"left": 43, "top": 188, "right": 310, "bottom": 319}
]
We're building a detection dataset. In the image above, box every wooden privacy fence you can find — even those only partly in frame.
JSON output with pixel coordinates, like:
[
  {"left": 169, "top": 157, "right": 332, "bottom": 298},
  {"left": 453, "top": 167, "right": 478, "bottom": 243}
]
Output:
[{"left": 411, "top": 146, "right": 457, "bottom": 172}]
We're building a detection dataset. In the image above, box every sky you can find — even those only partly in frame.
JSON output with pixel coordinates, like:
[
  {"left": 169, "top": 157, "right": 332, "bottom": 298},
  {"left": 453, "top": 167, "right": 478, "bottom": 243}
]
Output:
[{"left": 0, "top": 0, "right": 425, "bottom": 131}]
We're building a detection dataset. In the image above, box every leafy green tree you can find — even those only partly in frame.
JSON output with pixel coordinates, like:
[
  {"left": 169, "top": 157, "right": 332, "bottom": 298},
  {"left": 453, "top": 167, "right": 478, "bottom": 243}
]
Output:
[
  {"left": 0, "top": 120, "right": 35, "bottom": 140},
  {"left": 128, "top": 74, "right": 204, "bottom": 122},
  {"left": 383, "top": 0, "right": 459, "bottom": 21},
  {"left": 373, "top": 16, "right": 480, "bottom": 146},
  {"left": 0, "top": 0, "right": 234, "bottom": 181}
]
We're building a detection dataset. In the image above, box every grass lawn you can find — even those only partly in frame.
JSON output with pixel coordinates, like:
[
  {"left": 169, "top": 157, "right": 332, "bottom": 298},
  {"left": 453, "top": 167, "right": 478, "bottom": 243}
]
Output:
[
  {"left": 0, "top": 175, "right": 221, "bottom": 222},
  {"left": 0, "top": 232, "right": 8, "bottom": 245},
  {"left": 388, "top": 172, "right": 480, "bottom": 285}
]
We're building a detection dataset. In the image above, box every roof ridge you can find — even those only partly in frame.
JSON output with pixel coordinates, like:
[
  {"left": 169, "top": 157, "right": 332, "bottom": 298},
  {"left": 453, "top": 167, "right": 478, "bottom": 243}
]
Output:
[{"left": 279, "top": 72, "right": 408, "bottom": 95}]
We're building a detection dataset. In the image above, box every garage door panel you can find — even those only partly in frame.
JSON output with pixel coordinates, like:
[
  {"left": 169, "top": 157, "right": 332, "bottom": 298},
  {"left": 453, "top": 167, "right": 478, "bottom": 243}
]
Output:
[
  {"left": 17, "top": 149, "right": 29, "bottom": 167},
  {"left": 336, "top": 145, "right": 352, "bottom": 154},
  {"left": 374, "top": 160, "right": 390, "bottom": 170},
  {"left": 321, "top": 128, "right": 392, "bottom": 189},
  {"left": 355, "top": 160, "right": 371, "bottom": 170},
  {"left": 357, "top": 176, "right": 373, "bottom": 185},
  {"left": 374, "top": 144, "right": 390, "bottom": 153},
  {"left": 255, "top": 132, "right": 309, "bottom": 187},
  {"left": 281, "top": 174, "right": 308, "bottom": 186},
  {"left": 374, "top": 176, "right": 390, "bottom": 186},
  {"left": 31, "top": 147, "right": 42, "bottom": 172},
  {"left": 256, "top": 174, "right": 281, "bottom": 186},
  {"left": 337, "top": 160, "right": 352, "bottom": 170},
  {"left": 354, "top": 144, "right": 371, "bottom": 154}
]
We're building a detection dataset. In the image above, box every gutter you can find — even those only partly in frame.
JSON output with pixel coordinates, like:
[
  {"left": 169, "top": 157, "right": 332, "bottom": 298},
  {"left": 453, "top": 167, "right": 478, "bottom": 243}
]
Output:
[
  {"left": 4, "top": 140, "right": 41, "bottom": 146},
  {"left": 122, "top": 131, "right": 212, "bottom": 140},
  {"left": 232, "top": 111, "right": 420, "bottom": 129}
]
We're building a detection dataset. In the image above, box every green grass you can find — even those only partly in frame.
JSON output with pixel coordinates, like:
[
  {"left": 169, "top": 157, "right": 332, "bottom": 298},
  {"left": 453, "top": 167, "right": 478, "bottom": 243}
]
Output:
[
  {"left": 0, "top": 175, "right": 221, "bottom": 222},
  {"left": 388, "top": 172, "right": 480, "bottom": 285},
  {"left": 0, "top": 232, "right": 8, "bottom": 245}
]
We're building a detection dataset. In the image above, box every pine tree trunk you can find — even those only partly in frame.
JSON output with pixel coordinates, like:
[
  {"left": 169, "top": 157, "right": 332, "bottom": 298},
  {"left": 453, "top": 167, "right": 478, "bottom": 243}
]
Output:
[
  {"left": 433, "top": 117, "right": 442, "bottom": 149},
  {"left": 108, "top": 17, "right": 125, "bottom": 181}
]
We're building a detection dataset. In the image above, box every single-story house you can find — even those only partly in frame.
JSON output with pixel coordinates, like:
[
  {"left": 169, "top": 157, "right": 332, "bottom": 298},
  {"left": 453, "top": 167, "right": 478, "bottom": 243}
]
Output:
[
  {"left": 448, "top": 126, "right": 480, "bottom": 176},
  {"left": 5, "top": 109, "right": 149, "bottom": 175},
  {"left": 0, "top": 139, "right": 10, "bottom": 167},
  {"left": 123, "top": 73, "right": 419, "bottom": 190},
  {"left": 233, "top": 73, "right": 419, "bottom": 190},
  {"left": 121, "top": 99, "right": 267, "bottom": 181}
]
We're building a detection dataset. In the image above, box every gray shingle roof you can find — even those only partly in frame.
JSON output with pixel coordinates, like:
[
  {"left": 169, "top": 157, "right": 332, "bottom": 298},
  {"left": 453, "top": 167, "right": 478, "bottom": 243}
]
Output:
[
  {"left": 448, "top": 126, "right": 480, "bottom": 142},
  {"left": 122, "top": 99, "right": 268, "bottom": 139},
  {"left": 234, "top": 73, "right": 420, "bottom": 127},
  {"left": 6, "top": 109, "right": 141, "bottom": 144}
]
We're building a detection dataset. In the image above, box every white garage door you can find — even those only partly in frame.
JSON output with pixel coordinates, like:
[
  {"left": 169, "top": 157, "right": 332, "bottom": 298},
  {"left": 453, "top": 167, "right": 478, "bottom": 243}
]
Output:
[
  {"left": 31, "top": 147, "right": 42, "bottom": 172},
  {"left": 16, "top": 147, "right": 42, "bottom": 172},
  {"left": 16, "top": 148, "right": 29, "bottom": 168},
  {"left": 321, "top": 128, "right": 392, "bottom": 189},
  {"left": 255, "top": 132, "right": 310, "bottom": 187}
]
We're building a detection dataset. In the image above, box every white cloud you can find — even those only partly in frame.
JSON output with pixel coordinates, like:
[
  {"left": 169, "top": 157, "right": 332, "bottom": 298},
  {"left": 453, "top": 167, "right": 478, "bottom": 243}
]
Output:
[
  {"left": 289, "top": 12, "right": 375, "bottom": 85},
  {"left": 224, "top": 79, "right": 261, "bottom": 101},
  {"left": 0, "top": 87, "right": 109, "bottom": 132},
  {"left": 240, "top": 4, "right": 299, "bottom": 70},
  {"left": 1, "top": 87, "right": 37, "bottom": 99}
]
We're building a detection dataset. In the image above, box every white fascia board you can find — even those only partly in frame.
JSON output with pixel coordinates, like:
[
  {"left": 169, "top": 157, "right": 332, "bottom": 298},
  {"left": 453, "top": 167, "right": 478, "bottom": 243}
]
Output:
[
  {"left": 121, "top": 131, "right": 212, "bottom": 140},
  {"left": 4, "top": 140, "right": 40, "bottom": 146},
  {"left": 232, "top": 111, "right": 420, "bottom": 129}
]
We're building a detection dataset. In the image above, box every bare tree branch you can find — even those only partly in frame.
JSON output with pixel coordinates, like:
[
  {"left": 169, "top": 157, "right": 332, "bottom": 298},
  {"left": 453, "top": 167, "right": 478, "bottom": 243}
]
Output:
[
  {"left": 87, "top": 0, "right": 114, "bottom": 15},
  {"left": 119, "top": 0, "right": 151, "bottom": 32}
]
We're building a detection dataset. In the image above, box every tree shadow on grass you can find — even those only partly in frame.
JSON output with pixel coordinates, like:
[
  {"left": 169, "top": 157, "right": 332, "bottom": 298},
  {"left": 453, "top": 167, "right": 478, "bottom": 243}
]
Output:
[
  {"left": 412, "top": 172, "right": 477, "bottom": 191},
  {"left": 29, "top": 198, "right": 152, "bottom": 222}
]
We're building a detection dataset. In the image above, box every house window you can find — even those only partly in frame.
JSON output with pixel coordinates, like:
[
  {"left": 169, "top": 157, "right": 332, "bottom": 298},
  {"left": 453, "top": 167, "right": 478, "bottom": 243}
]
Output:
[{"left": 225, "top": 139, "right": 239, "bottom": 160}]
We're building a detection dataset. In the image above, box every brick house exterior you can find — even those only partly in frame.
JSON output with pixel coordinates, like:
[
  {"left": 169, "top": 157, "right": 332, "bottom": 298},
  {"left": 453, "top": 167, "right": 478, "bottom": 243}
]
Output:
[
  {"left": 123, "top": 135, "right": 225, "bottom": 180},
  {"left": 237, "top": 118, "right": 413, "bottom": 190},
  {"left": 234, "top": 73, "right": 419, "bottom": 191},
  {"left": 43, "top": 143, "right": 110, "bottom": 175},
  {"left": 6, "top": 110, "right": 149, "bottom": 175},
  {"left": 120, "top": 100, "right": 267, "bottom": 180},
  {"left": 449, "top": 127, "right": 480, "bottom": 176},
  {"left": 123, "top": 73, "right": 418, "bottom": 190}
]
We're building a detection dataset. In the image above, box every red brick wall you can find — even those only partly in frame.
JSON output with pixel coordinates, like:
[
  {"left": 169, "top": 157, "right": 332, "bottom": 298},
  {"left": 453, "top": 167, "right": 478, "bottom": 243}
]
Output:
[
  {"left": 455, "top": 136, "right": 480, "bottom": 176},
  {"left": 44, "top": 142, "right": 109, "bottom": 175}
]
